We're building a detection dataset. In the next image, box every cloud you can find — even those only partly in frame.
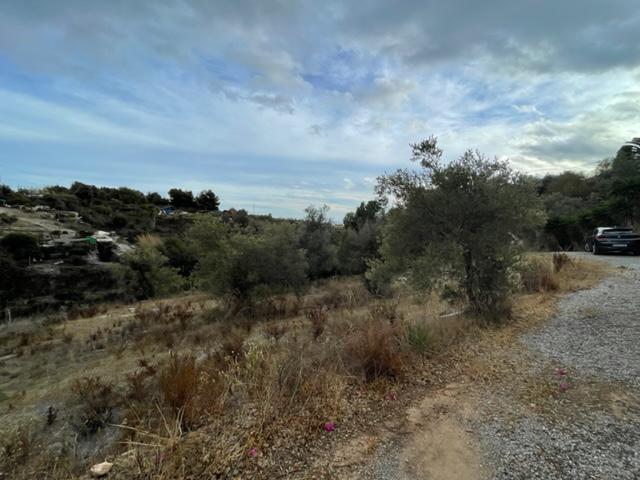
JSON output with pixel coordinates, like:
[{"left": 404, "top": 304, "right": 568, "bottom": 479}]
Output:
[{"left": 0, "top": 0, "right": 639, "bottom": 217}]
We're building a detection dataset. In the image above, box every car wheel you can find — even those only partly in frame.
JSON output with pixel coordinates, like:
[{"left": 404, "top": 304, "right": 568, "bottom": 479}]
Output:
[{"left": 593, "top": 244, "right": 600, "bottom": 255}]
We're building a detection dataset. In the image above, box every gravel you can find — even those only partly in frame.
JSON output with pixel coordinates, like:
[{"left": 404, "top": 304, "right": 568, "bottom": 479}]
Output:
[
  {"left": 477, "top": 253, "right": 640, "bottom": 479},
  {"left": 477, "top": 413, "right": 640, "bottom": 480}
]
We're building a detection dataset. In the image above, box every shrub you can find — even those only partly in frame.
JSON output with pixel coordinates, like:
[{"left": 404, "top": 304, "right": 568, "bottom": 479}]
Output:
[
  {"left": 345, "top": 320, "right": 404, "bottom": 381},
  {"left": 552, "top": 252, "right": 572, "bottom": 273},
  {"left": 191, "top": 219, "right": 308, "bottom": 306},
  {"left": 369, "top": 300, "right": 401, "bottom": 324},
  {"left": 306, "top": 305, "right": 327, "bottom": 340},
  {"left": 0, "top": 233, "right": 40, "bottom": 261},
  {"left": 518, "top": 257, "right": 559, "bottom": 293},
  {"left": 159, "top": 353, "right": 200, "bottom": 427},
  {"left": 404, "top": 321, "right": 433, "bottom": 354},
  {"left": 121, "top": 241, "right": 184, "bottom": 299},
  {"left": 72, "top": 377, "right": 118, "bottom": 435},
  {"left": 373, "top": 136, "right": 543, "bottom": 320}
]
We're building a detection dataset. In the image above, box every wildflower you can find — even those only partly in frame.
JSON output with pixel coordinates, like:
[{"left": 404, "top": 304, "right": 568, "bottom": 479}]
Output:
[
  {"left": 559, "top": 382, "right": 569, "bottom": 392},
  {"left": 248, "top": 447, "right": 258, "bottom": 457},
  {"left": 556, "top": 367, "right": 567, "bottom": 376},
  {"left": 324, "top": 421, "right": 335, "bottom": 432},
  {"left": 387, "top": 392, "right": 397, "bottom": 401}
]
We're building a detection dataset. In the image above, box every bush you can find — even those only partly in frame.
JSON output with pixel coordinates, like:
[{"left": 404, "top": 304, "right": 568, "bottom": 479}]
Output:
[
  {"left": 373, "top": 137, "right": 543, "bottom": 320},
  {"left": 345, "top": 320, "right": 404, "bottom": 381},
  {"left": 191, "top": 219, "right": 308, "bottom": 305},
  {"left": 404, "top": 321, "right": 433, "bottom": 355},
  {"left": 552, "top": 252, "right": 572, "bottom": 273},
  {"left": 306, "top": 306, "right": 327, "bottom": 340},
  {"left": 159, "top": 353, "right": 200, "bottom": 427},
  {"left": 0, "top": 233, "right": 40, "bottom": 261},
  {"left": 518, "top": 257, "right": 559, "bottom": 293},
  {"left": 72, "top": 377, "right": 118, "bottom": 435},
  {"left": 121, "top": 241, "right": 184, "bottom": 299}
]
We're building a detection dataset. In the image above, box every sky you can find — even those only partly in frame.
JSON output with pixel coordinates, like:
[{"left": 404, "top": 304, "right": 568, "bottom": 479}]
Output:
[{"left": 0, "top": 1, "right": 639, "bottom": 219}]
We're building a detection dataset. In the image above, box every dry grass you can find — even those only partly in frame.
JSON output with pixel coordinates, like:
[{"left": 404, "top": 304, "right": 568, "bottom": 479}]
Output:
[{"left": 0, "top": 257, "right": 612, "bottom": 479}]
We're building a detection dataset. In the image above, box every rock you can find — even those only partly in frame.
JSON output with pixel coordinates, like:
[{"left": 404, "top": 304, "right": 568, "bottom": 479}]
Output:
[{"left": 90, "top": 462, "right": 113, "bottom": 477}]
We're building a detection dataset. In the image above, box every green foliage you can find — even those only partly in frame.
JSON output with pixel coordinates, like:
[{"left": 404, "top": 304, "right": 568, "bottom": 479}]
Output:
[
  {"left": 374, "top": 137, "right": 543, "bottom": 320},
  {"left": 121, "top": 242, "right": 184, "bottom": 299},
  {"left": 0, "top": 233, "right": 40, "bottom": 262},
  {"left": 160, "top": 237, "right": 198, "bottom": 277},
  {"left": 538, "top": 140, "right": 640, "bottom": 248},
  {"left": 404, "top": 321, "right": 433, "bottom": 354},
  {"left": 195, "top": 189, "right": 220, "bottom": 211},
  {"left": 300, "top": 205, "right": 338, "bottom": 279},
  {"left": 338, "top": 220, "right": 381, "bottom": 275},
  {"left": 169, "top": 188, "right": 196, "bottom": 209},
  {"left": 343, "top": 200, "right": 383, "bottom": 230},
  {"left": 146, "top": 192, "right": 168, "bottom": 205},
  {"left": 190, "top": 218, "right": 308, "bottom": 301}
]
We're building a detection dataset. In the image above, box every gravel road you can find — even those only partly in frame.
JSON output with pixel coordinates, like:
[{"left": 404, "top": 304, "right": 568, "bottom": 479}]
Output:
[
  {"left": 361, "top": 253, "right": 640, "bottom": 480},
  {"left": 477, "top": 252, "right": 640, "bottom": 479}
]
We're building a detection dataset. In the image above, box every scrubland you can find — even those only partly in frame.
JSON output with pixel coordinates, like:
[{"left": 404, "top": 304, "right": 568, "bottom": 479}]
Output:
[{"left": 0, "top": 253, "right": 609, "bottom": 479}]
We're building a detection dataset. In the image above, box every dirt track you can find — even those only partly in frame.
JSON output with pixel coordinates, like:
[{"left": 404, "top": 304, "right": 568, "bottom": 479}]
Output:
[{"left": 361, "top": 253, "right": 640, "bottom": 479}]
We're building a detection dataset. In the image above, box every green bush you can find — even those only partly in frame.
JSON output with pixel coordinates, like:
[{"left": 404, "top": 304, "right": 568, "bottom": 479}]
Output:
[
  {"left": 190, "top": 218, "right": 308, "bottom": 304},
  {"left": 121, "top": 242, "right": 184, "bottom": 299},
  {"left": 373, "top": 137, "right": 544, "bottom": 321},
  {"left": 0, "top": 233, "right": 40, "bottom": 262}
]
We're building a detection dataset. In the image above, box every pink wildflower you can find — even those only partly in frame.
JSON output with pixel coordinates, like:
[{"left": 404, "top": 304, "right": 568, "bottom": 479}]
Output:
[
  {"left": 324, "top": 421, "right": 335, "bottom": 432},
  {"left": 559, "top": 382, "right": 569, "bottom": 392},
  {"left": 556, "top": 367, "right": 567, "bottom": 376},
  {"left": 387, "top": 392, "right": 397, "bottom": 401},
  {"left": 248, "top": 447, "right": 258, "bottom": 457}
]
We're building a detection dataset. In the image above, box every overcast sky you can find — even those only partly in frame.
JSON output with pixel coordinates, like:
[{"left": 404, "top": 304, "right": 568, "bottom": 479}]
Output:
[{"left": 1, "top": 1, "right": 639, "bottom": 218}]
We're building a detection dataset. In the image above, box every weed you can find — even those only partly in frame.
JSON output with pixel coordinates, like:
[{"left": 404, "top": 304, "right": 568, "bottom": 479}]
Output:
[
  {"left": 306, "top": 306, "right": 328, "bottom": 340},
  {"left": 518, "top": 257, "right": 559, "bottom": 293},
  {"left": 72, "top": 376, "right": 118, "bottom": 435},
  {"left": 369, "top": 300, "right": 402, "bottom": 324},
  {"left": 265, "top": 321, "right": 287, "bottom": 340},
  {"left": 552, "top": 252, "right": 572, "bottom": 273},
  {"left": 345, "top": 320, "right": 404, "bottom": 381},
  {"left": 404, "top": 320, "right": 433, "bottom": 354},
  {"left": 159, "top": 353, "right": 200, "bottom": 428}
]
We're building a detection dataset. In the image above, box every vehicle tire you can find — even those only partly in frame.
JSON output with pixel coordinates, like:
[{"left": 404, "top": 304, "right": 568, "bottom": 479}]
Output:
[{"left": 593, "top": 243, "right": 600, "bottom": 255}]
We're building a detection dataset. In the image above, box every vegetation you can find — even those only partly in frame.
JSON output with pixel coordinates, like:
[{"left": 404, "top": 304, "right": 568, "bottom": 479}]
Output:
[
  {"left": 0, "top": 136, "right": 636, "bottom": 478},
  {"left": 372, "top": 137, "right": 543, "bottom": 319},
  {"left": 538, "top": 141, "right": 640, "bottom": 249}
]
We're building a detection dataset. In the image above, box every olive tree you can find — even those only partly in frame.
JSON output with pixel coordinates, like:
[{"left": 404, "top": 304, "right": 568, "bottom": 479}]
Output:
[
  {"left": 371, "top": 137, "right": 544, "bottom": 320},
  {"left": 188, "top": 218, "right": 307, "bottom": 308}
]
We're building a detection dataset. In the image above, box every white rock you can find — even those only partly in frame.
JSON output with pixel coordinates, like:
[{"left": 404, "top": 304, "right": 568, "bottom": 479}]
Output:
[{"left": 90, "top": 462, "right": 113, "bottom": 477}]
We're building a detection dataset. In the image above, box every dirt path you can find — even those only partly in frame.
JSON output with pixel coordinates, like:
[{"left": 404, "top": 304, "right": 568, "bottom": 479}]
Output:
[{"left": 359, "top": 254, "right": 640, "bottom": 479}]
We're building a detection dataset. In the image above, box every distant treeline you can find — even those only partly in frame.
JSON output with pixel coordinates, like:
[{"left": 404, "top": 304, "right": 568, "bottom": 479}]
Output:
[
  {"left": 534, "top": 140, "right": 640, "bottom": 250},
  {"left": 0, "top": 183, "right": 220, "bottom": 238}
]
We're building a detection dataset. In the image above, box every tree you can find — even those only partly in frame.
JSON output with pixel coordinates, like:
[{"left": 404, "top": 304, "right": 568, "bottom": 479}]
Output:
[
  {"left": 195, "top": 189, "right": 220, "bottom": 211},
  {"left": 168, "top": 189, "right": 196, "bottom": 209},
  {"left": 343, "top": 200, "right": 383, "bottom": 230},
  {"left": 146, "top": 192, "right": 168, "bottom": 205},
  {"left": 300, "top": 205, "right": 339, "bottom": 279},
  {"left": 339, "top": 200, "right": 384, "bottom": 275},
  {"left": 121, "top": 242, "right": 184, "bottom": 299},
  {"left": 373, "top": 136, "right": 543, "bottom": 320},
  {"left": 189, "top": 218, "right": 307, "bottom": 304}
]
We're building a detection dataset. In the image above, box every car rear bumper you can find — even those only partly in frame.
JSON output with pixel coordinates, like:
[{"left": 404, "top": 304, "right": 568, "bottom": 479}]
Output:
[{"left": 594, "top": 241, "right": 640, "bottom": 253}]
